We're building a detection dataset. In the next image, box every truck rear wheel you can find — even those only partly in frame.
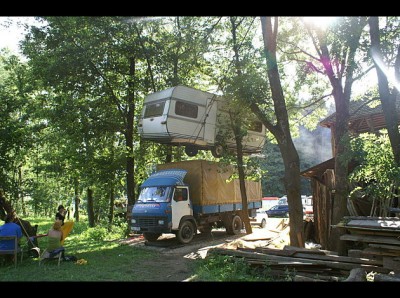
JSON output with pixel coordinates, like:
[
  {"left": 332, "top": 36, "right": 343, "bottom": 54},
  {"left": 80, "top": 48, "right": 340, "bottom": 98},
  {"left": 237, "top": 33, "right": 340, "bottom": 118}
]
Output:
[
  {"left": 211, "top": 145, "right": 224, "bottom": 158},
  {"left": 176, "top": 221, "right": 195, "bottom": 244},
  {"left": 226, "top": 215, "right": 242, "bottom": 235},
  {"left": 143, "top": 232, "right": 161, "bottom": 242},
  {"left": 185, "top": 145, "right": 198, "bottom": 157}
]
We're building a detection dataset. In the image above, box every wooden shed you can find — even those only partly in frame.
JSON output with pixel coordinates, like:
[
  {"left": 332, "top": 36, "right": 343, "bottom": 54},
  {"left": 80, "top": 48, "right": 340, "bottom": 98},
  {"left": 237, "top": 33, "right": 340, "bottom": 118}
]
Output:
[{"left": 301, "top": 97, "right": 400, "bottom": 249}]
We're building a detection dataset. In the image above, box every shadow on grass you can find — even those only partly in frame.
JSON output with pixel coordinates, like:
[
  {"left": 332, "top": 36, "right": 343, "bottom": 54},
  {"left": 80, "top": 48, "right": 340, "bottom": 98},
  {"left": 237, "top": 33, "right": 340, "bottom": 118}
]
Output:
[{"left": 0, "top": 217, "right": 158, "bottom": 281}]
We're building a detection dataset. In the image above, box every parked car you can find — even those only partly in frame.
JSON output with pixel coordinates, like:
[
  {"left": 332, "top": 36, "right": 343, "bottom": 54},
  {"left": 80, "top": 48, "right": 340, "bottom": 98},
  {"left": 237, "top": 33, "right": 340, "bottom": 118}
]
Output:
[
  {"left": 266, "top": 204, "right": 289, "bottom": 218},
  {"left": 250, "top": 209, "right": 268, "bottom": 228}
]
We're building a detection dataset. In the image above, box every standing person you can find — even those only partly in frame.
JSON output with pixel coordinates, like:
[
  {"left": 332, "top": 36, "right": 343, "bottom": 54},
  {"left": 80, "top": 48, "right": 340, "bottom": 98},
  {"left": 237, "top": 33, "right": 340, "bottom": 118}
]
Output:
[
  {"left": 55, "top": 205, "right": 67, "bottom": 225},
  {"left": 55, "top": 205, "right": 74, "bottom": 245},
  {"left": 0, "top": 213, "right": 23, "bottom": 263}
]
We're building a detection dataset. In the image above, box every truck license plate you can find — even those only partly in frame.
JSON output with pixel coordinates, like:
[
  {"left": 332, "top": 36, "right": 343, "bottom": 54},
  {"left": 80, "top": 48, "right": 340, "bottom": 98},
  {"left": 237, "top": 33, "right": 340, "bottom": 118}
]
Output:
[{"left": 131, "top": 227, "right": 141, "bottom": 231}]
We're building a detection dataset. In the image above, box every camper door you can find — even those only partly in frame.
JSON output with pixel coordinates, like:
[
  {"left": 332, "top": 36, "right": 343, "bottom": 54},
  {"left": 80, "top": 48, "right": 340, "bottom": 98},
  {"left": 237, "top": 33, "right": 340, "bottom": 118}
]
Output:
[
  {"left": 242, "top": 120, "right": 266, "bottom": 153},
  {"left": 139, "top": 99, "right": 170, "bottom": 140}
]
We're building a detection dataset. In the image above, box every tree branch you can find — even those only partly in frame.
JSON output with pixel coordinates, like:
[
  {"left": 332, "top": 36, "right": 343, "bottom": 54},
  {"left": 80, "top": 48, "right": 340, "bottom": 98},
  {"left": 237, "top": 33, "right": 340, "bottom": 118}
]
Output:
[
  {"left": 278, "top": 40, "right": 321, "bottom": 62},
  {"left": 352, "top": 64, "right": 375, "bottom": 83},
  {"left": 55, "top": 18, "right": 126, "bottom": 122},
  {"left": 133, "top": 24, "right": 156, "bottom": 93}
]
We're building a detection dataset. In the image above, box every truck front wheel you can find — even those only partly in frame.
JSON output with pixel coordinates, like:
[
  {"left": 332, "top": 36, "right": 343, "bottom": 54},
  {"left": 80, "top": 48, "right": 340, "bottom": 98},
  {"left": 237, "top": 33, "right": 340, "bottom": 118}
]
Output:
[
  {"left": 176, "top": 221, "right": 195, "bottom": 244},
  {"left": 143, "top": 232, "right": 161, "bottom": 242}
]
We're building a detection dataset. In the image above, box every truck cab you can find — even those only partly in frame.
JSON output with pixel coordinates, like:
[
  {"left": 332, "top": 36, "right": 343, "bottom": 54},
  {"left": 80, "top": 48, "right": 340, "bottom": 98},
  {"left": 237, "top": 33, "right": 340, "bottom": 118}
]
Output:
[{"left": 131, "top": 169, "right": 197, "bottom": 243}]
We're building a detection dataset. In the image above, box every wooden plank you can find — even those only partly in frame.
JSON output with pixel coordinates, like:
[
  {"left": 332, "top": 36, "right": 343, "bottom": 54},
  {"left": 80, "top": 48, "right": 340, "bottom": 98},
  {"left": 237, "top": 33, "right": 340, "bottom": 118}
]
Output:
[
  {"left": 291, "top": 272, "right": 341, "bottom": 282},
  {"left": 349, "top": 230, "right": 400, "bottom": 237},
  {"left": 340, "top": 233, "right": 400, "bottom": 246},
  {"left": 283, "top": 245, "right": 328, "bottom": 255},
  {"left": 362, "top": 247, "right": 398, "bottom": 257},
  {"left": 208, "top": 247, "right": 389, "bottom": 272},
  {"left": 293, "top": 275, "right": 327, "bottom": 282},
  {"left": 247, "top": 246, "right": 382, "bottom": 266},
  {"left": 344, "top": 226, "right": 400, "bottom": 237},
  {"left": 347, "top": 249, "right": 363, "bottom": 258},
  {"left": 369, "top": 243, "right": 400, "bottom": 251},
  {"left": 343, "top": 216, "right": 400, "bottom": 221},
  {"left": 383, "top": 256, "right": 400, "bottom": 271},
  {"left": 346, "top": 219, "right": 400, "bottom": 229}
]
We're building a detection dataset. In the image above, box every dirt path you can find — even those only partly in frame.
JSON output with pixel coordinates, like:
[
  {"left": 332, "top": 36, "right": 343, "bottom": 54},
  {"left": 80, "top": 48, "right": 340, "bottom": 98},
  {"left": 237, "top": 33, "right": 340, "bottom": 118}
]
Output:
[{"left": 121, "top": 219, "right": 288, "bottom": 281}]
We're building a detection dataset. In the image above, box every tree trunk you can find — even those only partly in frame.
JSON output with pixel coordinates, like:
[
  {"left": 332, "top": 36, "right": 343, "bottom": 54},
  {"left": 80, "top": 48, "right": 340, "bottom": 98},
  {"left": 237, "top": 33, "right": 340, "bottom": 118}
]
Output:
[
  {"left": 314, "top": 18, "right": 367, "bottom": 255},
  {"left": 368, "top": 17, "right": 400, "bottom": 166},
  {"left": 108, "top": 182, "right": 115, "bottom": 226},
  {"left": 126, "top": 56, "right": 135, "bottom": 207},
  {"left": 259, "top": 17, "right": 304, "bottom": 247},
  {"left": 234, "top": 122, "right": 252, "bottom": 234},
  {"left": 74, "top": 177, "right": 80, "bottom": 222},
  {"left": 18, "top": 165, "right": 26, "bottom": 217},
  {"left": 87, "top": 188, "right": 95, "bottom": 227},
  {"left": 229, "top": 16, "right": 252, "bottom": 234}
]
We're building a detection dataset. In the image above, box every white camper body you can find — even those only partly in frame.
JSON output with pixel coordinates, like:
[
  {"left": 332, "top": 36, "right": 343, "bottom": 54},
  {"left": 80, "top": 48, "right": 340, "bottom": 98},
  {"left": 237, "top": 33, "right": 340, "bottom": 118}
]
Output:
[{"left": 138, "top": 85, "right": 266, "bottom": 157}]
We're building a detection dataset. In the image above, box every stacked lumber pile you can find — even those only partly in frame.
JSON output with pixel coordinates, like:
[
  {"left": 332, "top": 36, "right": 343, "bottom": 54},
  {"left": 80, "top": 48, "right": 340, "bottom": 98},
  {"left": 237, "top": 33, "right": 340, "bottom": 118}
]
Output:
[
  {"left": 205, "top": 217, "right": 400, "bottom": 281},
  {"left": 338, "top": 216, "right": 400, "bottom": 272},
  {"left": 207, "top": 245, "right": 390, "bottom": 281}
]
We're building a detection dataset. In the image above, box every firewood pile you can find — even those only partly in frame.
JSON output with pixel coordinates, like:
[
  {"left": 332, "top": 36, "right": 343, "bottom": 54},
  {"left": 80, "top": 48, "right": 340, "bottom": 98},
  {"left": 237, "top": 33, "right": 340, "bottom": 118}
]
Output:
[{"left": 205, "top": 217, "right": 400, "bottom": 281}]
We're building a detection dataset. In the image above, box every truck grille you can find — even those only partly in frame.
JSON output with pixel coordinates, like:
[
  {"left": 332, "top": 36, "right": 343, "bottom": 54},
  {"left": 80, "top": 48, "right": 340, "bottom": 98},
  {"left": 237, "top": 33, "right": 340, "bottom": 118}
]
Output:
[{"left": 136, "top": 216, "right": 164, "bottom": 227}]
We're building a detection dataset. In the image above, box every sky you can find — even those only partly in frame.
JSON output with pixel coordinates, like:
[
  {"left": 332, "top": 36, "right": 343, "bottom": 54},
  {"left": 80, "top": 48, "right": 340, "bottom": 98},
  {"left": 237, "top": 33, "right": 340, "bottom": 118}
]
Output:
[
  {"left": 0, "top": 17, "right": 39, "bottom": 55},
  {"left": 0, "top": 16, "right": 383, "bottom": 97}
]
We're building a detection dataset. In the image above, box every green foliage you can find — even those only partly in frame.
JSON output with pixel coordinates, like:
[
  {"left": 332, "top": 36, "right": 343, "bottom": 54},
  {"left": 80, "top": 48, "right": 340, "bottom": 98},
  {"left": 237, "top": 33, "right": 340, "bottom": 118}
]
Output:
[
  {"left": 192, "top": 254, "right": 276, "bottom": 281},
  {"left": 349, "top": 132, "right": 400, "bottom": 216}
]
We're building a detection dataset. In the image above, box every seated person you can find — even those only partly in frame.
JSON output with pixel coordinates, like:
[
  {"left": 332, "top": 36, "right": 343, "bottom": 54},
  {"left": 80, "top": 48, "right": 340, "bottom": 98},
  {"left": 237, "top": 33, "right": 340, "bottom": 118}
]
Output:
[
  {"left": 46, "top": 220, "right": 65, "bottom": 259},
  {"left": 0, "top": 213, "right": 23, "bottom": 263}
]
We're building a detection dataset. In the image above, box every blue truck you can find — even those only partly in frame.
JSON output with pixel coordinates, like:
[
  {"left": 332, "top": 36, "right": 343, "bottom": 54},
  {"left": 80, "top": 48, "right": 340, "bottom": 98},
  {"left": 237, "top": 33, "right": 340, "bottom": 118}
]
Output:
[{"left": 130, "top": 160, "right": 262, "bottom": 244}]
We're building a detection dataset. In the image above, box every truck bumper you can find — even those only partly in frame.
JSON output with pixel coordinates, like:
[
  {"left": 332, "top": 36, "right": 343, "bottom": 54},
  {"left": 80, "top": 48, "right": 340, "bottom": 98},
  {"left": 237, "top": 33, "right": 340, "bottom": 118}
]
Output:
[{"left": 130, "top": 216, "right": 170, "bottom": 234}]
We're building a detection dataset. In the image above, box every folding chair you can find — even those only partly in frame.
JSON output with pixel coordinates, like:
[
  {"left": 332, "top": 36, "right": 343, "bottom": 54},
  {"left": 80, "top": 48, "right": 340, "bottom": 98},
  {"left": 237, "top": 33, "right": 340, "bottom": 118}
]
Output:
[
  {"left": 0, "top": 236, "right": 24, "bottom": 268},
  {"left": 39, "top": 247, "right": 64, "bottom": 266}
]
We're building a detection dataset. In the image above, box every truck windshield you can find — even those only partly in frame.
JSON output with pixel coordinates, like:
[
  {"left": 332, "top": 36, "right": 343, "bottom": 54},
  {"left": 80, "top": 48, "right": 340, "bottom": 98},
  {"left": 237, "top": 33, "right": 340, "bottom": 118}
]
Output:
[{"left": 138, "top": 186, "right": 171, "bottom": 203}]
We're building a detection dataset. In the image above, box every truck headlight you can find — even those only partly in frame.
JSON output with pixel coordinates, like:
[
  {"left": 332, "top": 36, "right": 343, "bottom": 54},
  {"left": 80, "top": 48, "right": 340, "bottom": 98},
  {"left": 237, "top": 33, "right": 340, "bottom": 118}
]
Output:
[
  {"left": 131, "top": 219, "right": 136, "bottom": 224},
  {"left": 158, "top": 220, "right": 164, "bottom": 225}
]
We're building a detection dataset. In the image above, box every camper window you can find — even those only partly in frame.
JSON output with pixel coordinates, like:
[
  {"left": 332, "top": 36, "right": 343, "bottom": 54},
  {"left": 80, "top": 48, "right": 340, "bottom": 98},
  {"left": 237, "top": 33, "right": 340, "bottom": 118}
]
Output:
[
  {"left": 175, "top": 101, "right": 198, "bottom": 119},
  {"left": 248, "top": 120, "right": 263, "bottom": 132},
  {"left": 144, "top": 102, "right": 165, "bottom": 118}
]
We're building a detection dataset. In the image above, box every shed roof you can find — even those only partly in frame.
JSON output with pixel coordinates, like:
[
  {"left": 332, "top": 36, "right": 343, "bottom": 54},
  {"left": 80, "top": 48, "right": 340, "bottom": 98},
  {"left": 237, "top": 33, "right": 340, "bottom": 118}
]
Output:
[{"left": 320, "top": 98, "right": 400, "bottom": 133}]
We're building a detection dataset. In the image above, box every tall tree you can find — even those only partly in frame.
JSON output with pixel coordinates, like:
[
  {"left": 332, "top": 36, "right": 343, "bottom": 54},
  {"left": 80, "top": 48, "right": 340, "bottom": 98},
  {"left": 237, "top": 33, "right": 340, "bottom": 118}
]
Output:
[
  {"left": 368, "top": 16, "right": 400, "bottom": 166},
  {"left": 302, "top": 17, "right": 368, "bottom": 254},
  {"left": 248, "top": 17, "right": 304, "bottom": 247}
]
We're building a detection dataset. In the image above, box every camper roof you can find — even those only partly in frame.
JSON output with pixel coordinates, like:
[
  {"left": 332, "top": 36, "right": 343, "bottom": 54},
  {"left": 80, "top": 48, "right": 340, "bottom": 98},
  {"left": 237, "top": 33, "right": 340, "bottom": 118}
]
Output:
[{"left": 144, "top": 85, "right": 216, "bottom": 106}]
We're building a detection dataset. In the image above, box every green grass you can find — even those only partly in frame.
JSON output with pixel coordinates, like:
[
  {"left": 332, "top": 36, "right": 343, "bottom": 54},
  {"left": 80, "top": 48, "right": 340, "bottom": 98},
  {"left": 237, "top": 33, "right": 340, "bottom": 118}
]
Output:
[
  {"left": 0, "top": 217, "right": 157, "bottom": 281},
  {"left": 191, "top": 254, "right": 277, "bottom": 282}
]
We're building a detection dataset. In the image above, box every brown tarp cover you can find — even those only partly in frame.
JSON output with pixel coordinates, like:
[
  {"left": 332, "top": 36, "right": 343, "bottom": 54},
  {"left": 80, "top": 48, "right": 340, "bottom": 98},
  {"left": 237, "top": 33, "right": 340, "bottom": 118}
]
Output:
[{"left": 157, "top": 160, "right": 261, "bottom": 206}]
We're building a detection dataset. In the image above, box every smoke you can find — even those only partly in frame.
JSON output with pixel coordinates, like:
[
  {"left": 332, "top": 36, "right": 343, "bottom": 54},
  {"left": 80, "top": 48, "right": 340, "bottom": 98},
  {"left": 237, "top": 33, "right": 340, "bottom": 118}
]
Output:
[{"left": 294, "top": 125, "right": 332, "bottom": 166}]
